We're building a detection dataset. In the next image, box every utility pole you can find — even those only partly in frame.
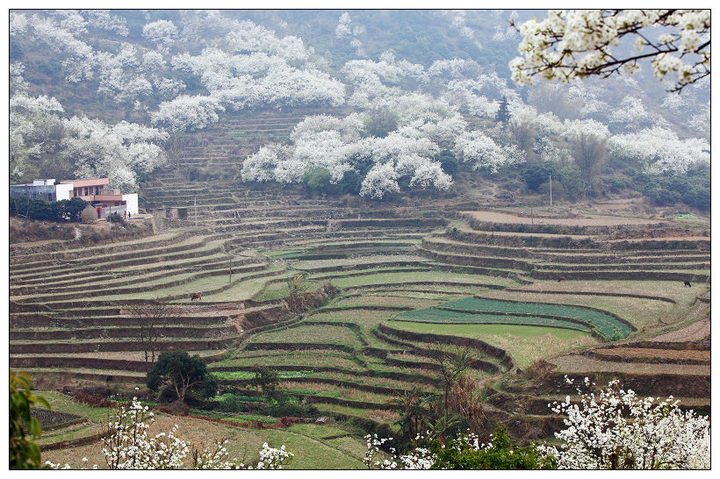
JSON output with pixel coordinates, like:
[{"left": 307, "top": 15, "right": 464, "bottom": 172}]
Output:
[{"left": 549, "top": 174, "right": 553, "bottom": 206}]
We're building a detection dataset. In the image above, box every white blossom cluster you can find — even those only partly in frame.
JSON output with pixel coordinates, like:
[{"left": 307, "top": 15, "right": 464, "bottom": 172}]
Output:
[
  {"left": 9, "top": 87, "right": 168, "bottom": 189},
  {"left": 84, "top": 10, "right": 129, "bottom": 36},
  {"left": 334, "top": 12, "right": 366, "bottom": 55},
  {"left": 335, "top": 12, "right": 353, "bottom": 39},
  {"left": 17, "top": 12, "right": 175, "bottom": 103},
  {"left": 609, "top": 127, "right": 710, "bottom": 174},
  {"left": 441, "top": 10, "right": 483, "bottom": 50},
  {"left": 15, "top": 11, "right": 344, "bottom": 130},
  {"left": 45, "top": 397, "right": 293, "bottom": 470},
  {"left": 608, "top": 96, "right": 665, "bottom": 132},
  {"left": 342, "top": 54, "right": 426, "bottom": 111},
  {"left": 241, "top": 107, "right": 463, "bottom": 199},
  {"left": 364, "top": 379, "right": 709, "bottom": 470},
  {"left": 510, "top": 10, "right": 710, "bottom": 91},
  {"left": 538, "top": 377, "right": 710, "bottom": 469},
  {"left": 250, "top": 443, "right": 294, "bottom": 470},
  {"left": 101, "top": 400, "right": 189, "bottom": 469},
  {"left": 173, "top": 49, "right": 345, "bottom": 111},
  {"left": 142, "top": 20, "right": 178, "bottom": 53},
  {"left": 63, "top": 116, "right": 168, "bottom": 191},
  {"left": 150, "top": 94, "right": 224, "bottom": 133},
  {"left": 26, "top": 13, "right": 95, "bottom": 83},
  {"left": 454, "top": 130, "right": 525, "bottom": 172}
]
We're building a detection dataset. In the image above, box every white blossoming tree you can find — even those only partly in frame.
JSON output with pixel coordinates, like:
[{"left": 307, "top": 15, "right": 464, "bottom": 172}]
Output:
[
  {"left": 539, "top": 377, "right": 710, "bottom": 469},
  {"left": 46, "top": 397, "right": 294, "bottom": 470},
  {"left": 364, "top": 379, "right": 709, "bottom": 470},
  {"left": 359, "top": 162, "right": 400, "bottom": 199},
  {"left": 142, "top": 19, "right": 178, "bottom": 52},
  {"left": 608, "top": 127, "right": 710, "bottom": 174},
  {"left": 510, "top": 10, "right": 710, "bottom": 92},
  {"left": 454, "top": 130, "right": 525, "bottom": 172}
]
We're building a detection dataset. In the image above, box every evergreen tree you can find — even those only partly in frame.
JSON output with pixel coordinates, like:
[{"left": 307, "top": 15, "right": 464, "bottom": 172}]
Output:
[{"left": 495, "top": 96, "right": 510, "bottom": 124}]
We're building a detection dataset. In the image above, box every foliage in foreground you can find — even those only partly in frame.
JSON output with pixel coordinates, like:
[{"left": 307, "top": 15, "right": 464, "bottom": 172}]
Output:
[
  {"left": 9, "top": 370, "right": 50, "bottom": 470},
  {"left": 366, "top": 378, "right": 710, "bottom": 470},
  {"left": 364, "top": 424, "right": 555, "bottom": 470},
  {"left": 45, "top": 397, "right": 293, "bottom": 470}
]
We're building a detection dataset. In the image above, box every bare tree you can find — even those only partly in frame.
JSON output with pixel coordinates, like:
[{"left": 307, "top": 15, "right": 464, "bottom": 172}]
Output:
[{"left": 131, "top": 299, "right": 171, "bottom": 371}]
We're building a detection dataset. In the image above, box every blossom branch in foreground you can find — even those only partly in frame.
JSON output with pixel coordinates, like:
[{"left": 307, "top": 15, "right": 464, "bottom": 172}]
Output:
[
  {"left": 538, "top": 377, "right": 710, "bottom": 469},
  {"left": 510, "top": 10, "right": 710, "bottom": 92}
]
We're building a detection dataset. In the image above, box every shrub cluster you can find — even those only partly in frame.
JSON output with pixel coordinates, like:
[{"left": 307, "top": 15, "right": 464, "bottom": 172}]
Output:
[
  {"left": 72, "top": 392, "right": 115, "bottom": 408},
  {"left": 10, "top": 196, "right": 88, "bottom": 222},
  {"left": 635, "top": 167, "right": 710, "bottom": 210}
]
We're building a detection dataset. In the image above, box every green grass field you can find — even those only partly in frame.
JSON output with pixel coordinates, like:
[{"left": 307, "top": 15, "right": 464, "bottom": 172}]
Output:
[
  {"left": 396, "top": 296, "right": 632, "bottom": 341},
  {"left": 390, "top": 321, "right": 599, "bottom": 368}
]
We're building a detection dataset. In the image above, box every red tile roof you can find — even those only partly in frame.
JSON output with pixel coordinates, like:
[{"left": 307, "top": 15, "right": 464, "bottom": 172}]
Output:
[{"left": 60, "top": 178, "right": 110, "bottom": 187}]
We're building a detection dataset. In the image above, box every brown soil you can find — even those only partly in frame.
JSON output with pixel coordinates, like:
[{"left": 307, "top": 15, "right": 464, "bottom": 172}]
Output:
[
  {"left": 606, "top": 235, "right": 710, "bottom": 242},
  {"left": 650, "top": 318, "right": 710, "bottom": 342},
  {"left": 593, "top": 347, "right": 710, "bottom": 361},
  {"left": 462, "top": 210, "right": 662, "bottom": 227}
]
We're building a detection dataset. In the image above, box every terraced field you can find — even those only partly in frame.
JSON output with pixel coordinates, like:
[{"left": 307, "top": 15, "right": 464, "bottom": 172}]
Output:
[
  {"left": 11, "top": 109, "right": 710, "bottom": 453},
  {"left": 395, "top": 296, "right": 634, "bottom": 341}
]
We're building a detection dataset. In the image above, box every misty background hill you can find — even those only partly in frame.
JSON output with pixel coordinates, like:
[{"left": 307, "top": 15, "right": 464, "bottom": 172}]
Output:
[{"left": 9, "top": 9, "right": 710, "bottom": 210}]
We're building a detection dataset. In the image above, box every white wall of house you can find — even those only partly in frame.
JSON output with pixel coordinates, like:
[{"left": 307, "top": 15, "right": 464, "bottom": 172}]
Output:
[
  {"left": 122, "top": 194, "right": 139, "bottom": 215},
  {"left": 55, "top": 183, "right": 73, "bottom": 201}
]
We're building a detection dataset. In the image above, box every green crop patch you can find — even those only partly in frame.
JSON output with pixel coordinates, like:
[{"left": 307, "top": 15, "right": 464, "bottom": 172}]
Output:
[
  {"left": 395, "top": 308, "right": 593, "bottom": 333},
  {"left": 395, "top": 296, "right": 633, "bottom": 341}
]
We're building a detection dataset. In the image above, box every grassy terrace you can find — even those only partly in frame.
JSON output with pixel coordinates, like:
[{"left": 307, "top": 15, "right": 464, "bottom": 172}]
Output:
[
  {"left": 327, "top": 294, "right": 441, "bottom": 310},
  {"left": 11, "top": 258, "right": 252, "bottom": 296},
  {"left": 391, "top": 322, "right": 598, "bottom": 369},
  {"left": 514, "top": 279, "right": 706, "bottom": 302},
  {"left": 16, "top": 267, "right": 228, "bottom": 303},
  {"left": 211, "top": 351, "right": 366, "bottom": 372},
  {"left": 291, "top": 254, "right": 433, "bottom": 271},
  {"left": 314, "top": 270, "right": 518, "bottom": 289},
  {"left": 11, "top": 167, "right": 711, "bottom": 449},
  {"left": 478, "top": 289, "right": 680, "bottom": 331},
  {"left": 8, "top": 230, "right": 183, "bottom": 257},
  {"left": 396, "top": 309, "right": 595, "bottom": 333},
  {"left": 10, "top": 235, "right": 222, "bottom": 275},
  {"left": 248, "top": 324, "right": 364, "bottom": 348},
  {"left": 306, "top": 308, "right": 398, "bottom": 329}
]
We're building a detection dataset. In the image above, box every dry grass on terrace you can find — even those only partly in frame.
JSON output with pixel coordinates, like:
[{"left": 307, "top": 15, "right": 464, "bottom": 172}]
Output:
[{"left": 650, "top": 318, "right": 710, "bottom": 342}]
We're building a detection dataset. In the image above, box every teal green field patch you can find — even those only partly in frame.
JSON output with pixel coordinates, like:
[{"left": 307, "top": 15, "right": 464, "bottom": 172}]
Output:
[{"left": 395, "top": 296, "right": 632, "bottom": 341}]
